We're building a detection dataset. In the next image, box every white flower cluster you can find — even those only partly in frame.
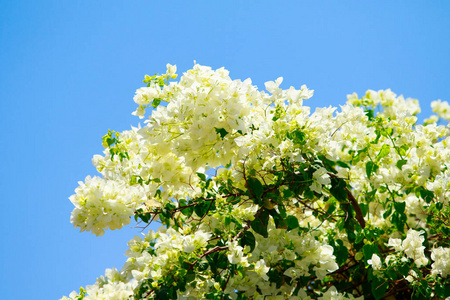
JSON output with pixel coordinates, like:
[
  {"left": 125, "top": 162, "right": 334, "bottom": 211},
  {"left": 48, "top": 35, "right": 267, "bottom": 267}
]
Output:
[
  {"left": 387, "top": 229, "right": 428, "bottom": 267},
  {"left": 121, "top": 227, "right": 213, "bottom": 283},
  {"left": 431, "top": 99, "right": 450, "bottom": 121},
  {"left": 431, "top": 247, "right": 450, "bottom": 278},
  {"left": 69, "top": 176, "right": 145, "bottom": 236},
  {"left": 64, "top": 63, "right": 450, "bottom": 299},
  {"left": 62, "top": 268, "right": 137, "bottom": 300}
]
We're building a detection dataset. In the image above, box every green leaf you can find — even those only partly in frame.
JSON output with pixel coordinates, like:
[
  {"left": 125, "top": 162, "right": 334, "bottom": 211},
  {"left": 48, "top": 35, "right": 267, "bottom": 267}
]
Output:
[
  {"left": 198, "top": 261, "right": 209, "bottom": 271},
  {"left": 363, "top": 243, "right": 379, "bottom": 264},
  {"left": 270, "top": 209, "right": 287, "bottom": 229},
  {"left": 215, "top": 252, "right": 228, "bottom": 269},
  {"left": 130, "top": 175, "right": 143, "bottom": 186},
  {"left": 247, "top": 177, "right": 264, "bottom": 202},
  {"left": 139, "top": 212, "right": 151, "bottom": 223},
  {"left": 251, "top": 209, "right": 269, "bottom": 238},
  {"left": 152, "top": 98, "right": 162, "bottom": 108},
  {"left": 165, "top": 202, "right": 176, "bottom": 211},
  {"left": 391, "top": 211, "right": 407, "bottom": 232},
  {"left": 344, "top": 215, "right": 357, "bottom": 243},
  {"left": 194, "top": 201, "right": 210, "bottom": 218},
  {"left": 251, "top": 217, "right": 268, "bottom": 238},
  {"left": 418, "top": 187, "right": 434, "bottom": 203},
  {"left": 359, "top": 203, "right": 368, "bottom": 217},
  {"left": 380, "top": 127, "right": 393, "bottom": 137},
  {"left": 285, "top": 215, "right": 299, "bottom": 231},
  {"left": 383, "top": 204, "right": 392, "bottom": 219},
  {"left": 240, "top": 231, "right": 256, "bottom": 252},
  {"left": 184, "top": 272, "right": 195, "bottom": 282},
  {"left": 415, "top": 280, "right": 432, "bottom": 299},
  {"left": 397, "top": 263, "right": 410, "bottom": 277},
  {"left": 365, "top": 109, "right": 374, "bottom": 120},
  {"left": 196, "top": 172, "right": 206, "bottom": 181},
  {"left": 394, "top": 201, "right": 406, "bottom": 214},
  {"left": 267, "top": 267, "right": 284, "bottom": 288},
  {"left": 365, "top": 189, "right": 377, "bottom": 201},
  {"left": 224, "top": 216, "right": 232, "bottom": 227},
  {"left": 357, "top": 147, "right": 368, "bottom": 161},
  {"left": 364, "top": 227, "right": 384, "bottom": 241},
  {"left": 377, "top": 144, "right": 391, "bottom": 160},
  {"left": 214, "top": 127, "right": 229, "bottom": 139},
  {"left": 336, "top": 160, "right": 351, "bottom": 169},
  {"left": 378, "top": 185, "right": 387, "bottom": 194},
  {"left": 355, "top": 230, "right": 365, "bottom": 244},
  {"left": 303, "top": 188, "right": 314, "bottom": 199},
  {"left": 205, "top": 254, "right": 217, "bottom": 274},
  {"left": 365, "top": 161, "right": 379, "bottom": 179},
  {"left": 181, "top": 206, "right": 194, "bottom": 217},
  {"left": 278, "top": 204, "right": 287, "bottom": 218},
  {"left": 334, "top": 239, "right": 349, "bottom": 266},
  {"left": 327, "top": 202, "right": 337, "bottom": 215},
  {"left": 227, "top": 196, "right": 241, "bottom": 205},
  {"left": 396, "top": 159, "right": 407, "bottom": 170},
  {"left": 155, "top": 287, "right": 170, "bottom": 300},
  {"left": 287, "top": 128, "right": 306, "bottom": 145},
  {"left": 283, "top": 189, "right": 294, "bottom": 199},
  {"left": 398, "top": 144, "right": 409, "bottom": 157},
  {"left": 371, "top": 276, "right": 389, "bottom": 300},
  {"left": 303, "top": 188, "right": 314, "bottom": 200},
  {"left": 435, "top": 283, "right": 450, "bottom": 298},
  {"left": 330, "top": 177, "right": 347, "bottom": 202}
]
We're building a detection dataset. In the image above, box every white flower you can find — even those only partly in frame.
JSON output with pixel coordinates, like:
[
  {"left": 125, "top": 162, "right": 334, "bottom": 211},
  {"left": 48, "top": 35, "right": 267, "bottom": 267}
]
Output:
[
  {"left": 385, "top": 255, "right": 396, "bottom": 266},
  {"left": 182, "top": 236, "right": 196, "bottom": 253},
  {"left": 319, "top": 286, "right": 351, "bottom": 300},
  {"left": 367, "top": 254, "right": 382, "bottom": 270},
  {"left": 402, "top": 229, "right": 428, "bottom": 267},
  {"left": 254, "top": 259, "right": 270, "bottom": 280},
  {"left": 227, "top": 241, "right": 248, "bottom": 266},
  {"left": 387, "top": 238, "right": 402, "bottom": 252},
  {"left": 431, "top": 247, "right": 450, "bottom": 277},
  {"left": 431, "top": 99, "right": 450, "bottom": 120},
  {"left": 166, "top": 63, "right": 177, "bottom": 78},
  {"left": 310, "top": 167, "right": 331, "bottom": 193},
  {"left": 265, "top": 77, "right": 283, "bottom": 93},
  {"left": 405, "top": 270, "right": 417, "bottom": 283}
]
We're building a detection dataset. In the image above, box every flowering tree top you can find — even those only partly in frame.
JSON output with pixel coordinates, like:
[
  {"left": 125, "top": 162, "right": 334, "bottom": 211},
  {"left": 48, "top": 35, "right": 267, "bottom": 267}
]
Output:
[{"left": 63, "top": 64, "right": 450, "bottom": 300}]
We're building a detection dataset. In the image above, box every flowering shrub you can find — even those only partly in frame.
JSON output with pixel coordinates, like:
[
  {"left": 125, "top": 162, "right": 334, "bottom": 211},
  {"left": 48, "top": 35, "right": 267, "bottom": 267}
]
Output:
[{"left": 63, "top": 64, "right": 450, "bottom": 299}]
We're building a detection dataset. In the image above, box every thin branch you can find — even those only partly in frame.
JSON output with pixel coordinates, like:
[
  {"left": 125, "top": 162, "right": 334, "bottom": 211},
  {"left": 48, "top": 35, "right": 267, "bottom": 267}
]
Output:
[
  {"left": 328, "top": 172, "right": 366, "bottom": 229},
  {"left": 345, "top": 187, "right": 366, "bottom": 229}
]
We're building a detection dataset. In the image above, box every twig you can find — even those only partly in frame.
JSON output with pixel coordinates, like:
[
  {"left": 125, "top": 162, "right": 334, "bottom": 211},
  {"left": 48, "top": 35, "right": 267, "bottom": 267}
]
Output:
[{"left": 345, "top": 187, "right": 366, "bottom": 229}]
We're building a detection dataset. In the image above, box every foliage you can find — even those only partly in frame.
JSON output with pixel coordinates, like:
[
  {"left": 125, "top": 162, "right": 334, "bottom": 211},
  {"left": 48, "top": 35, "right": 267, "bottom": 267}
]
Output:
[{"left": 63, "top": 64, "right": 450, "bottom": 300}]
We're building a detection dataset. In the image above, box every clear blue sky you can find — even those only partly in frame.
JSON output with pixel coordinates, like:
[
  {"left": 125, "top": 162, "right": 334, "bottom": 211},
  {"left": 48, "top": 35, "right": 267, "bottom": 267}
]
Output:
[{"left": 1, "top": 1, "right": 449, "bottom": 299}]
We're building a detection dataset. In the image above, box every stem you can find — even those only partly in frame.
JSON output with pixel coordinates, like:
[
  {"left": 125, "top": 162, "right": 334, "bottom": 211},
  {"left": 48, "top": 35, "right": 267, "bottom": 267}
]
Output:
[
  {"left": 346, "top": 187, "right": 366, "bottom": 229},
  {"left": 328, "top": 172, "right": 366, "bottom": 229}
]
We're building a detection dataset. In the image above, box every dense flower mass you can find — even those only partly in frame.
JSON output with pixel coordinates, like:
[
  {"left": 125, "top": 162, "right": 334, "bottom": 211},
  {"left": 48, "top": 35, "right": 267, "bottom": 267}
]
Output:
[{"left": 64, "top": 64, "right": 450, "bottom": 299}]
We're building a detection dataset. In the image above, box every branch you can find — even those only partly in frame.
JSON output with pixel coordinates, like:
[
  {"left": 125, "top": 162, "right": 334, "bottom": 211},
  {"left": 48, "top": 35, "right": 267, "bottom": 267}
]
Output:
[
  {"left": 345, "top": 187, "right": 365, "bottom": 229},
  {"left": 200, "top": 245, "right": 228, "bottom": 259},
  {"left": 328, "top": 172, "right": 366, "bottom": 229}
]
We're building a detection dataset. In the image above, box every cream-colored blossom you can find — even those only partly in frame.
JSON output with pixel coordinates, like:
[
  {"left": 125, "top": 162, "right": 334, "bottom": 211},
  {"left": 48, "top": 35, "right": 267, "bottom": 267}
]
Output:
[
  {"left": 431, "top": 247, "right": 450, "bottom": 277},
  {"left": 367, "top": 254, "right": 382, "bottom": 270}
]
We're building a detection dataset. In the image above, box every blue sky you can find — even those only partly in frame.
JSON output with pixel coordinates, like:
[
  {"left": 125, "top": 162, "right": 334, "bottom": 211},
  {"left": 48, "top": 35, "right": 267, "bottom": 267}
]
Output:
[{"left": 1, "top": 1, "right": 449, "bottom": 299}]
